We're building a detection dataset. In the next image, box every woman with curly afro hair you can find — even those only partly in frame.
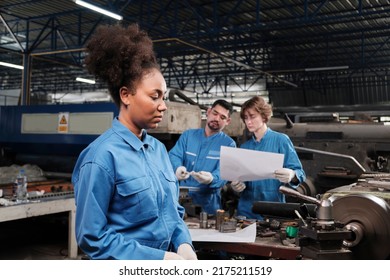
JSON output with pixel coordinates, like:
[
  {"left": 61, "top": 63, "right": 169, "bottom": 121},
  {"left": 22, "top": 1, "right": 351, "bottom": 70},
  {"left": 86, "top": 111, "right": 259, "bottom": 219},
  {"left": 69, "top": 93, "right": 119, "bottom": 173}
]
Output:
[{"left": 72, "top": 24, "right": 196, "bottom": 260}]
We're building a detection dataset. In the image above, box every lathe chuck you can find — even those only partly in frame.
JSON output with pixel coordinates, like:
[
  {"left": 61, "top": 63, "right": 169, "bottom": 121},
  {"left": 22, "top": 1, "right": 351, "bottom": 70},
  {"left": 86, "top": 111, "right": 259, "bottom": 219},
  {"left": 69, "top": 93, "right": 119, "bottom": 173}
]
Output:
[{"left": 329, "top": 193, "right": 390, "bottom": 259}]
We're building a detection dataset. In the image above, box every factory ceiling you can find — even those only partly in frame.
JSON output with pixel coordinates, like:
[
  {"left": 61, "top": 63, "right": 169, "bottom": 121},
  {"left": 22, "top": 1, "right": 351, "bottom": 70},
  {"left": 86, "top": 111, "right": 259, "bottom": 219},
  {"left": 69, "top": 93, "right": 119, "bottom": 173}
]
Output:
[{"left": 1, "top": 0, "right": 390, "bottom": 113}]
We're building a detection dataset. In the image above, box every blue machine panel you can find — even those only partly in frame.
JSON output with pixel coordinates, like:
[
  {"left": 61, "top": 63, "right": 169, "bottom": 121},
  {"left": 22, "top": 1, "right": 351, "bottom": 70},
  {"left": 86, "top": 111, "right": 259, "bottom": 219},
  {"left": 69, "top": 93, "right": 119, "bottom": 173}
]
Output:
[{"left": 0, "top": 103, "right": 118, "bottom": 172}]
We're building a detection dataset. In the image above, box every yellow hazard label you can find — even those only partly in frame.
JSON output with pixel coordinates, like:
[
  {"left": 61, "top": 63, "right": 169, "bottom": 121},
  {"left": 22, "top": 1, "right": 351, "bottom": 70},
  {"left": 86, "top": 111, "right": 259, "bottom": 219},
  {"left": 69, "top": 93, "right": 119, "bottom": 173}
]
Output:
[
  {"left": 59, "top": 115, "right": 67, "bottom": 124},
  {"left": 58, "top": 112, "right": 69, "bottom": 133}
]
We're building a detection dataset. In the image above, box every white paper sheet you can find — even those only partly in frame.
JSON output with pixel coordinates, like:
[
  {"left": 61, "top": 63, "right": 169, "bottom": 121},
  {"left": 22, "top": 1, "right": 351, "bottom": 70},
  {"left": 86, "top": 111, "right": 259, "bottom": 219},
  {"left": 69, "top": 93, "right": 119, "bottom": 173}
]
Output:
[
  {"left": 220, "top": 146, "right": 284, "bottom": 181},
  {"left": 189, "top": 222, "right": 257, "bottom": 243}
]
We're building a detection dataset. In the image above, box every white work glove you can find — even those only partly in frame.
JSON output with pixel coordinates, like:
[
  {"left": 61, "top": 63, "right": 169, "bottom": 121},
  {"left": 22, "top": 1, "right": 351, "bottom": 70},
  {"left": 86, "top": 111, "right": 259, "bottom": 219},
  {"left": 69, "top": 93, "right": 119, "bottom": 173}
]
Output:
[
  {"left": 230, "top": 181, "right": 246, "bottom": 193},
  {"left": 190, "top": 171, "right": 213, "bottom": 185},
  {"left": 274, "top": 168, "right": 295, "bottom": 183},
  {"left": 177, "top": 243, "right": 198, "bottom": 260},
  {"left": 175, "top": 166, "right": 190, "bottom": 181},
  {"left": 163, "top": 251, "right": 185, "bottom": 260}
]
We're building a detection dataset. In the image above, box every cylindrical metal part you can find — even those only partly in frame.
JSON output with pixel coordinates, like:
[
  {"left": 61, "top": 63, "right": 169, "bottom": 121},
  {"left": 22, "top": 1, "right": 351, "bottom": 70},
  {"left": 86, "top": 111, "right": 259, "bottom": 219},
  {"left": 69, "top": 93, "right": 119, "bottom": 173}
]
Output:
[
  {"left": 251, "top": 201, "right": 316, "bottom": 218},
  {"left": 344, "top": 222, "right": 364, "bottom": 248},
  {"left": 200, "top": 211, "right": 208, "bottom": 229},
  {"left": 279, "top": 186, "right": 321, "bottom": 205},
  {"left": 316, "top": 198, "right": 333, "bottom": 221},
  {"left": 215, "top": 209, "right": 225, "bottom": 230}
]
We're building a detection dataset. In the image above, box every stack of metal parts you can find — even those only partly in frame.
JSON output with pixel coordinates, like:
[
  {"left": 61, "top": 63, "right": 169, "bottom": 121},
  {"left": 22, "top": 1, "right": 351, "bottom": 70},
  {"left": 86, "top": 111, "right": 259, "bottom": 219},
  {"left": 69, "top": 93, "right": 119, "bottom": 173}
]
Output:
[
  {"left": 179, "top": 187, "right": 202, "bottom": 218},
  {"left": 215, "top": 210, "right": 237, "bottom": 233}
]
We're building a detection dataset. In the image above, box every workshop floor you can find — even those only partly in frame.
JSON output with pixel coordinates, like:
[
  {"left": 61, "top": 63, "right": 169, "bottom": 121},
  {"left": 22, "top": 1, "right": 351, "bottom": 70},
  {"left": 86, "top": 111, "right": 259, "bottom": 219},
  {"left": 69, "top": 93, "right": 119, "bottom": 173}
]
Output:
[{"left": 0, "top": 213, "right": 84, "bottom": 260}]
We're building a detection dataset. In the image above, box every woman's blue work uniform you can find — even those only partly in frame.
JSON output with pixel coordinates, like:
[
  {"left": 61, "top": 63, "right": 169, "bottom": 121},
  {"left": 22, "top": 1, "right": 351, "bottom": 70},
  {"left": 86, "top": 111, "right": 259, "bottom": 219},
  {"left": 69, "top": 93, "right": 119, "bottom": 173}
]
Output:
[
  {"left": 72, "top": 118, "right": 192, "bottom": 259},
  {"left": 237, "top": 128, "right": 306, "bottom": 220}
]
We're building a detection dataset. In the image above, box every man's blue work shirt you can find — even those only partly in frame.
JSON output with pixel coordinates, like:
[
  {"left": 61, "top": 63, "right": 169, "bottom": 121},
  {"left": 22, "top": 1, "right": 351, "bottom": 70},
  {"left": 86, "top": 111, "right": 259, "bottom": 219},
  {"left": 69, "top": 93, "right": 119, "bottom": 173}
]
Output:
[
  {"left": 237, "top": 128, "right": 306, "bottom": 220},
  {"left": 169, "top": 128, "right": 236, "bottom": 215},
  {"left": 72, "top": 117, "right": 192, "bottom": 259}
]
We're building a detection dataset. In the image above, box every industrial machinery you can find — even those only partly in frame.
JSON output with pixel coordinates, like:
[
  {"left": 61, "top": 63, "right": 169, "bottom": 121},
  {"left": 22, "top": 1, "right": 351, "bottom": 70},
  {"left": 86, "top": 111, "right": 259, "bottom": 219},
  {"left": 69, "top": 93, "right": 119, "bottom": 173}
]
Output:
[
  {"left": 0, "top": 101, "right": 202, "bottom": 173},
  {"left": 323, "top": 178, "right": 390, "bottom": 260},
  {"left": 268, "top": 117, "right": 390, "bottom": 196},
  {"left": 253, "top": 184, "right": 390, "bottom": 259}
]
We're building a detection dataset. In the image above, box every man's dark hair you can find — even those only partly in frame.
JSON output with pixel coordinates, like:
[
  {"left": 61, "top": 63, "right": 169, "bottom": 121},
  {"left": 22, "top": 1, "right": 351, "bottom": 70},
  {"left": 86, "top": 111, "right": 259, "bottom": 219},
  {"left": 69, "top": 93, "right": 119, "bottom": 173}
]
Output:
[{"left": 211, "top": 99, "right": 233, "bottom": 116}]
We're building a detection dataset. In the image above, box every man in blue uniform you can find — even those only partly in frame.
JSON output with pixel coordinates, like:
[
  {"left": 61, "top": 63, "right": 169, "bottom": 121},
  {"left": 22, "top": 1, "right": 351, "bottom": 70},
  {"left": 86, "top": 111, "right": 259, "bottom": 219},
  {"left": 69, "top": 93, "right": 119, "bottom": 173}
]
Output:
[{"left": 169, "top": 99, "right": 236, "bottom": 215}]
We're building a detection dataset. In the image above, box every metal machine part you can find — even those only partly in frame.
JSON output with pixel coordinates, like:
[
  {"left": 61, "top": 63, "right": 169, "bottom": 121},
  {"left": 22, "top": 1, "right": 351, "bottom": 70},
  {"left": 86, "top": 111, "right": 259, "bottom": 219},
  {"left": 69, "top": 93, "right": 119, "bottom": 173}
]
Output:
[
  {"left": 269, "top": 120, "right": 390, "bottom": 174},
  {"left": 215, "top": 209, "right": 225, "bottom": 230},
  {"left": 267, "top": 119, "right": 390, "bottom": 198},
  {"left": 199, "top": 211, "right": 208, "bottom": 229},
  {"left": 281, "top": 184, "right": 390, "bottom": 259},
  {"left": 179, "top": 187, "right": 202, "bottom": 217},
  {"left": 279, "top": 186, "right": 333, "bottom": 223},
  {"left": 291, "top": 177, "right": 318, "bottom": 200},
  {"left": 251, "top": 184, "right": 390, "bottom": 259},
  {"left": 328, "top": 194, "right": 390, "bottom": 259},
  {"left": 279, "top": 186, "right": 353, "bottom": 259},
  {"left": 219, "top": 220, "right": 237, "bottom": 233},
  {"left": 251, "top": 201, "right": 316, "bottom": 219}
]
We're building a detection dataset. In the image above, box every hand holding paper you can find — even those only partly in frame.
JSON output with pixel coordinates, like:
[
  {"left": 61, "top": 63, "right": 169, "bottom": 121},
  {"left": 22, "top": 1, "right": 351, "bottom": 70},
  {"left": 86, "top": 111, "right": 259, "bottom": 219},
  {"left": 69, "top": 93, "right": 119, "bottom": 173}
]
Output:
[{"left": 274, "top": 168, "right": 295, "bottom": 183}]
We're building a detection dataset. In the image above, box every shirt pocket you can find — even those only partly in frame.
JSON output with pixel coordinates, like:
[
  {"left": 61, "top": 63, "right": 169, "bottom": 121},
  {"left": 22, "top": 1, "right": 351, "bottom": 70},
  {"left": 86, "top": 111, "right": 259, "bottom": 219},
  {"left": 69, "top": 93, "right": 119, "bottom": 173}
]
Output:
[
  {"left": 116, "top": 176, "right": 159, "bottom": 223},
  {"left": 160, "top": 170, "right": 178, "bottom": 197},
  {"left": 160, "top": 170, "right": 176, "bottom": 183}
]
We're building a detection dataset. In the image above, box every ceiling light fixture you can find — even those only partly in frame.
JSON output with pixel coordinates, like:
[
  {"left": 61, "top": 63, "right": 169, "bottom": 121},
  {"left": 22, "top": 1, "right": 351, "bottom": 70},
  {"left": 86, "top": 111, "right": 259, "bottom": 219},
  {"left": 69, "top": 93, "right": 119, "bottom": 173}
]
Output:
[
  {"left": 74, "top": 0, "right": 123, "bottom": 20},
  {"left": 305, "top": 65, "right": 349, "bottom": 72},
  {"left": 0, "top": 61, "right": 24, "bottom": 70},
  {"left": 76, "top": 77, "right": 96, "bottom": 84}
]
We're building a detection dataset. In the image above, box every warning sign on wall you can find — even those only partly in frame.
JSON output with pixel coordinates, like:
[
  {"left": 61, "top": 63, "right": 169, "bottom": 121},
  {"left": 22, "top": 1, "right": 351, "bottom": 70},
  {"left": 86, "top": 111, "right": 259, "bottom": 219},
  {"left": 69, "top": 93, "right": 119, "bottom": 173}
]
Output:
[{"left": 58, "top": 112, "right": 69, "bottom": 133}]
